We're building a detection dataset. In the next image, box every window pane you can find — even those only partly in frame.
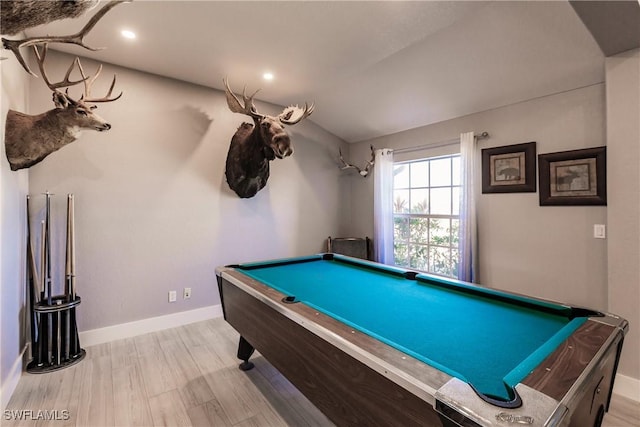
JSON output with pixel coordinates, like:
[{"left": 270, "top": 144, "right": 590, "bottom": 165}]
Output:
[
  {"left": 394, "top": 164, "right": 409, "bottom": 189},
  {"left": 410, "top": 189, "right": 429, "bottom": 213},
  {"left": 452, "top": 156, "right": 461, "bottom": 186},
  {"left": 430, "top": 157, "right": 451, "bottom": 187},
  {"left": 452, "top": 187, "right": 460, "bottom": 215},
  {"left": 394, "top": 216, "right": 409, "bottom": 242},
  {"left": 394, "top": 244, "right": 409, "bottom": 267},
  {"left": 430, "top": 188, "right": 451, "bottom": 215},
  {"left": 393, "top": 190, "right": 409, "bottom": 213},
  {"left": 410, "top": 218, "right": 429, "bottom": 244},
  {"left": 451, "top": 219, "right": 460, "bottom": 246},
  {"left": 409, "top": 244, "right": 429, "bottom": 270},
  {"left": 451, "top": 249, "right": 459, "bottom": 278},
  {"left": 429, "top": 218, "right": 450, "bottom": 246},
  {"left": 430, "top": 246, "right": 451, "bottom": 276},
  {"left": 410, "top": 161, "right": 429, "bottom": 188}
]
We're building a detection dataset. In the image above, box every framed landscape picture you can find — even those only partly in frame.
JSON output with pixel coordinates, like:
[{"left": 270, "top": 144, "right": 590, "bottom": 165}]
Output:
[
  {"left": 482, "top": 142, "right": 537, "bottom": 193},
  {"left": 538, "top": 146, "right": 606, "bottom": 206}
]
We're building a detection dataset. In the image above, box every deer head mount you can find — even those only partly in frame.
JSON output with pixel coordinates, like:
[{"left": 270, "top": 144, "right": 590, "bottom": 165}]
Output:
[
  {"left": 223, "top": 78, "right": 314, "bottom": 198},
  {"left": 339, "top": 145, "right": 376, "bottom": 177},
  {"left": 2, "top": 0, "right": 127, "bottom": 171},
  {"left": 4, "top": 45, "right": 122, "bottom": 171}
]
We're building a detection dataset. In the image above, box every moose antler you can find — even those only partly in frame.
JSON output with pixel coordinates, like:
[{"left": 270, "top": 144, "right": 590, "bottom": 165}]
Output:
[
  {"left": 279, "top": 103, "right": 315, "bottom": 125},
  {"left": 223, "top": 78, "right": 264, "bottom": 119},
  {"left": 1, "top": 0, "right": 130, "bottom": 76},
  {"left": 339, "top": 145, "right": 376, "bottom": 177},
  {"left": 223, "top": 77, "right": 315, "bottom": 127}
]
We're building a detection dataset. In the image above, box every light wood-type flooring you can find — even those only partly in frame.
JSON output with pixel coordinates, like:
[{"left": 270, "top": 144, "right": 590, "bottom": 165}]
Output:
[{"left": 4, "top": 318, "right": 639, "bottom": 427}]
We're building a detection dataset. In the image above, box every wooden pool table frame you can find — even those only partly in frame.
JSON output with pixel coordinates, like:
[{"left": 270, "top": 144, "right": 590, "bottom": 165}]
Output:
[{"left": 216, "top": 255, "right": 627, "bottom": 427}]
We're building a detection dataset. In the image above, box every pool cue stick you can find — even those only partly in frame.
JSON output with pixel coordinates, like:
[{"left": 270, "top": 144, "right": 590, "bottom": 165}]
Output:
[
  {"left": 64, "top": 194, "right": 75, "bottom": 359},
  {"left": 40, "top": 220, "right": 46, "bottom": 300},
  {"left": 44, "top": 192, "right": 52, "bottom": 307},
  {"left": 66, "top": 194, "right": 76, "bottom": 300},
  {"left": 39, "top": 220, "right": 48, "bottom": 365},
  {"left": 68, "top": 194, "right": 80, "bottom": 356},
  {"left": 55, "top": 299, "right": 61, "bottom": 365},
  {"left": 44, "top": 192, "right": 55, "bottom": 364},
  {"left": 26, "top": 196, "right": 40, "bottom": 359}
]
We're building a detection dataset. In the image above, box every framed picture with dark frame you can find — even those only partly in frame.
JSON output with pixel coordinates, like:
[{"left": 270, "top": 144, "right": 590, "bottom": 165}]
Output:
[
  {"left": 538, "top": 146, "right": 606, "bottom": 206},
  {"left": 482, "top": 142, "right": 537, "bottom": 193}
]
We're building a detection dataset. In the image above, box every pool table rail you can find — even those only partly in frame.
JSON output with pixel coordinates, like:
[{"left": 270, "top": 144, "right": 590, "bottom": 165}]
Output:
[{"left": 522, "top": 317, "right": 627, "bottom": 427}]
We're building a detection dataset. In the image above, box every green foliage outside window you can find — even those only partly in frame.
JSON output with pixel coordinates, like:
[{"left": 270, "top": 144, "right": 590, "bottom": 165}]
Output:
[
  {"left": 393, "top": 155, "right": 461, "bottom": 278},
  {"left": 393, "top": 214, "right": 459, "bottom": 277}
]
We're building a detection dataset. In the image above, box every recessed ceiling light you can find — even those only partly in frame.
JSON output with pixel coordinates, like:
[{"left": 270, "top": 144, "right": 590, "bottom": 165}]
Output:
[
  {"left": 263, "top": 72, "right": 274, "bottom": 81},
  {"left": 121, "top": 30, "right": 136, "bottom": 39}
]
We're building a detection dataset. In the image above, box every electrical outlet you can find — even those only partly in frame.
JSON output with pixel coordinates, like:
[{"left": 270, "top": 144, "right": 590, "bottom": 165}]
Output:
[
  {"left": 168, "top": 290, "right": 177, "bottom": 303},
  {"left": 184, "top": 287, "right": 191, "bottom": 299}
]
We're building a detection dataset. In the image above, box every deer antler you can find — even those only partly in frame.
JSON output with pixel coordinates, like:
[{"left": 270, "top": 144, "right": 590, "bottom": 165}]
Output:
[
  {"left": 32, "top": 44, "right": 88, "bottom": 91},
  {"left": 1, "top": 0, "right": 130, "bottom": 76},
  {"left": 223, "top": 78, "right": 264, "bottom": 119},
  {"left": 279, "top": 103, "right": 315, "bottom": 125},
  {"left": 77, "top": 59, "right": 123, "bottom": 103},
  {"left": 32, "top": 44, "right": 121, "bottom": 104},
  {"left": 339, "top": 145, "right": 376, "bottom": 177}
]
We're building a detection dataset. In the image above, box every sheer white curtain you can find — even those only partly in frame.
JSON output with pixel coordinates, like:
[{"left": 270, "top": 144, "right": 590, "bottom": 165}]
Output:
[
  {"left": 459, "top": 132, "right": 478, "bottom": 282},
  {"left": 373, "top": 148, "right": 394, "bottom": 264}
]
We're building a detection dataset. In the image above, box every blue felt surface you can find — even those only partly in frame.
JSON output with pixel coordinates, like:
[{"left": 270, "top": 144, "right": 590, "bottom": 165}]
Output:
[{"left": 239, "top": 258, "right": 585, "bottom": 401}]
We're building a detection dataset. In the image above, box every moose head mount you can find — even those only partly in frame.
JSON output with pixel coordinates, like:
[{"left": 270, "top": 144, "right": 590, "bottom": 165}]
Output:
[
  {"left": 2, "top": 0, "right": 127, "bottom": 171},
  {"left": 4, "top": 45, "right": 122, "bottom": 171},
  {"left": 223, "top": 78, "right": 314, "bottom": 198}
]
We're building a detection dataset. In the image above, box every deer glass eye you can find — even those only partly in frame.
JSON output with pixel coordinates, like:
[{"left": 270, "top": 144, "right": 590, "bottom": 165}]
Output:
[{"left": 76, "top": 109, "right": 89, "bottom": 116}]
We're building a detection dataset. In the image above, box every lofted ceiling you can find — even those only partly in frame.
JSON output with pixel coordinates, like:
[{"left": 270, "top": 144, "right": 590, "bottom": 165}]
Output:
[{"left": 9, "top": 1, "right": 624, "bottom": 143}]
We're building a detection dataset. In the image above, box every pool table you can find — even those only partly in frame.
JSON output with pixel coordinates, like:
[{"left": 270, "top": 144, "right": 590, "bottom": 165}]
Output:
[{"left": 215, "top": 254, "right": 627, "bottom": 427}]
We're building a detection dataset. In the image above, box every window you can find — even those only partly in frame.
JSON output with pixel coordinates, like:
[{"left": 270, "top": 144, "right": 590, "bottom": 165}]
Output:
[{"left": 393, "top": 155, "right": 460, "bottom": 277}]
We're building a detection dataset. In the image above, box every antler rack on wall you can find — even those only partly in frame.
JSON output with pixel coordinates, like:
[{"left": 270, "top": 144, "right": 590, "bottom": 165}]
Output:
[{"left": 339, "top": 145, "right": 375, "bottom": 177}]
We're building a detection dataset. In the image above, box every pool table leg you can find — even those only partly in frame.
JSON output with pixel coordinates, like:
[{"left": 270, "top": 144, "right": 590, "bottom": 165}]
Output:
[{"left": 237, "top": 335, "right": 255, "bottom": 371}]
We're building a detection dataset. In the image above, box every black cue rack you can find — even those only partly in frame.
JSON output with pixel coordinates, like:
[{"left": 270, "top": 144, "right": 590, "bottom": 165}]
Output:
[
  {"left": 27, "top": 296, "right": 86, "bottom": 373},
  {"left": 26, "top": 193, "right": 86, "bottom": 374}
]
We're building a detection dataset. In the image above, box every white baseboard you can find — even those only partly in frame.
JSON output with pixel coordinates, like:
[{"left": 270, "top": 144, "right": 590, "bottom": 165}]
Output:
[
  {"left": 613, "top": 373, "right": 640, "bottom": 403},
  {"left": 1, "top": 345, "right": 27, "bottom": 410},
  {"left": 79, "top": 304, "right": 223, "bottom": 347}
]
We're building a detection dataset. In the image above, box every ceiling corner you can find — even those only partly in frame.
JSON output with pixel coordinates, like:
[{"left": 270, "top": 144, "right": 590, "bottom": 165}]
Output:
[{"left": 569, "top": 0, "right": 640, "bottom": 56}]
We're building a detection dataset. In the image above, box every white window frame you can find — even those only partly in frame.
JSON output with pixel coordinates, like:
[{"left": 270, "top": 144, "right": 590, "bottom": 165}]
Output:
[{"left": 393, "top": 154, "right": 461, "bottom": 278}]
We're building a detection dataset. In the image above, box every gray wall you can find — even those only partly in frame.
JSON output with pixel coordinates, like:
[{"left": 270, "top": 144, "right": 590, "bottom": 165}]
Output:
[
  {"left": 27, "top": 51, "right": 349, "bottom": 332},
  {"left": 605, "top": 48, "right": 639, "bottom": 381},
  {"left": 0, "top": 48, "right": 30, "bottom": 407}
]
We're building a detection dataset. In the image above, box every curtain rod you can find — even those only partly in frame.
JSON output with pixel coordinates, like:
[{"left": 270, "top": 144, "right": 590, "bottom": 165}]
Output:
[{"left": 392, "top": 131, "right": 489, "bottom": 155}]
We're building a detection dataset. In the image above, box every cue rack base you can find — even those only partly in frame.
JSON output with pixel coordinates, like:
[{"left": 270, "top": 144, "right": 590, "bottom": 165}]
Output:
[{"left": 27, "top": 295, "right": 86, "bottom": 374}]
